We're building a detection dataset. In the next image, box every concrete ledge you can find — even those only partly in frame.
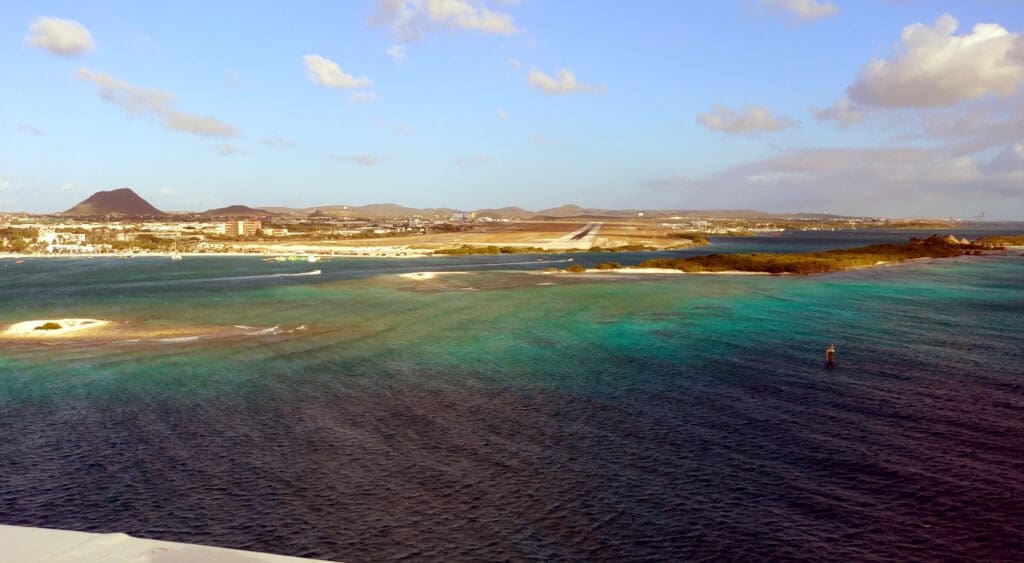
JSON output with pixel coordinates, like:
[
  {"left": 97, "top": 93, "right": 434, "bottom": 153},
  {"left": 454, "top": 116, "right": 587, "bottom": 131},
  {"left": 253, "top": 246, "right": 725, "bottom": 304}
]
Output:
[{"left": 0, "top": 525, "right": 327, "bottom": 562}]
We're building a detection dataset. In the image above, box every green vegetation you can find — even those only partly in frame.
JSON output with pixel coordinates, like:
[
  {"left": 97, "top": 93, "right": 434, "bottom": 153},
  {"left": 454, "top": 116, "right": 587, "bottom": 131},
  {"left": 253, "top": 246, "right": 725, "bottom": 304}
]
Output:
[
  {"left": 637, "top": 235, "right": 978, "bottom": 275},
  {"left": 668, "top": 233, "right": 711, "bottom": 245},
  {"left": 34, "top": 322, "right": 63, "bottom": 331},
  {"left": 566, "top": 263, "right": 587, "bottom": 273},
  {"left": 588, "top": 244, "right": 657, "bottom": 252},
  {"left": 1, "top": 227, "right": 37, "bottom": 252},
  {"left": 434, "top": 245, "right": 547, "bottom": 255},
  {"left": 594, "top": 262, "right": 622, "bottom": 270}
]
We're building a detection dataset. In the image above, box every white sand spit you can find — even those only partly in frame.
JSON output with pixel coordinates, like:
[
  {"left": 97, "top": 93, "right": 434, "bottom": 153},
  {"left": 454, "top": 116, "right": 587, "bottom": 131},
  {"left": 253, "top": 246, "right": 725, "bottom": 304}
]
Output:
[
  {"left": 400, "top": 272, "right": 437, "bottom": 281},
  {"left": 398, "top": 271, "right": 470, "bottom": 281},
  {"left": 3, "top": 318, "right": 111, "bottom": 337}
]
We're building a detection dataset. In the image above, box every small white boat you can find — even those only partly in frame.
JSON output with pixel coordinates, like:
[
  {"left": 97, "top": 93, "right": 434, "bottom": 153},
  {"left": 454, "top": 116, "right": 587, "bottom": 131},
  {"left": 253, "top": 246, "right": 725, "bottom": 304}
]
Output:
[{"left": 170, "top": 254, "right": 183, "bottom": 261}]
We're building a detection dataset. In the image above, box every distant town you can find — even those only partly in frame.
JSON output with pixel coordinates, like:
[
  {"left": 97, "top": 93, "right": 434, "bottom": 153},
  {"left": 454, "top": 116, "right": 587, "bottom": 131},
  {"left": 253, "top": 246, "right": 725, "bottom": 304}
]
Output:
[{"left": 1, "top": 188, "right": 965, "bottom": 258}]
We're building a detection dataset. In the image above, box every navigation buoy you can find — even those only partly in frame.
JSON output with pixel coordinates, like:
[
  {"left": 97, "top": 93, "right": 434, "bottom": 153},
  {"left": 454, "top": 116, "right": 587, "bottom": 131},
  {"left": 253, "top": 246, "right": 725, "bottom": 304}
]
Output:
[{"left": 825, "top": 344, "right": 836, "bottom": 368}]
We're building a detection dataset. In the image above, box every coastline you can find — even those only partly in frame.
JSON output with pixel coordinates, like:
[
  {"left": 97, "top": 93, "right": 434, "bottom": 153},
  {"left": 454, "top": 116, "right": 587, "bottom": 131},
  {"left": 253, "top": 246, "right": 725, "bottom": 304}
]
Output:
[{"left": 0, "top": 248, "right": 433, "bottom": 259}]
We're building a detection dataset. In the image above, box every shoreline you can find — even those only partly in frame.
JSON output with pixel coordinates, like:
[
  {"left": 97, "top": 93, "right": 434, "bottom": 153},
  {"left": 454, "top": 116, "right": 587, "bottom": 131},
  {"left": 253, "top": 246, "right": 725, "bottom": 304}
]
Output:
[{"left": 0, "top": 250, "right": 432, "bottom": 260}]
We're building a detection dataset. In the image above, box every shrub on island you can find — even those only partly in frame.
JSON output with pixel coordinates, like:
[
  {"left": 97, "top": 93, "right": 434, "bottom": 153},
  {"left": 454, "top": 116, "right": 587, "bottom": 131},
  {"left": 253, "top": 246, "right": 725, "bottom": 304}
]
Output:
[
  {"left": 434, "top": 245, "right": 547, "bottom": 255},
  {"left": 566, "top": 263, "right": 586, "bottom": 273},
  {"left": 595, "top": 262, "right": 622, "bottom": 270},
  {"left": 34, "top": 322, "right": 63, "bottom": 331},
  {"left": 669, "top": 233, "right": 711, "bottom": 245}
]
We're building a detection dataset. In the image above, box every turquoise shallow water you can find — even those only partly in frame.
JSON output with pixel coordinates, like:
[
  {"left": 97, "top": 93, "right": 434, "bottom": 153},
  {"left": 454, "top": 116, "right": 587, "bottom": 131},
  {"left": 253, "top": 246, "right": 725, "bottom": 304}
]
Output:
[{"left": 1, "top": 233, "right": 1023, "bottom": 560}]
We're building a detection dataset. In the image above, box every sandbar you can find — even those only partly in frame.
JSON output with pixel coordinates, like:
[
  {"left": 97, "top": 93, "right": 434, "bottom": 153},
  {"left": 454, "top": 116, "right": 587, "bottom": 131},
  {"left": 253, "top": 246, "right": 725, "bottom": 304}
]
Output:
[
  {"left": 398, "top": 271, "right": 470, "bottom": 281},
  {"left": 2, "top": 318, "right": 111, "bottom": 338}
]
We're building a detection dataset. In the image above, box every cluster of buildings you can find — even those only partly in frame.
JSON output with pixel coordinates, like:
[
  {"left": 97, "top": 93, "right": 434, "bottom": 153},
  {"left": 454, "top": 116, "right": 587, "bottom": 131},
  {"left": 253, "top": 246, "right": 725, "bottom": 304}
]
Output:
[{"left": 0, "top": 218, "right": 269, "bottom": 255}]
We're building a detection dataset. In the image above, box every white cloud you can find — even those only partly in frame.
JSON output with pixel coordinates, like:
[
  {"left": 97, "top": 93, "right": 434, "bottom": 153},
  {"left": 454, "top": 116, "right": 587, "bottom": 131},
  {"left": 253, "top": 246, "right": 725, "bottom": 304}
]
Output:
[
  {"left": 370, "top": 0, "right": 517, "bottom": 42},
  {"left": 17, "top": 123, "right": 45, "bottom": 136},
  {"left": 507, "top": 57, "right": 522, "bottom": 70},
  {"left": 303, "top": 54, "right": 372, "bottom": 90},
  {"left": 26, "top": 16, "right": 95, "bottom": 56},
  {"left": 386, "top": 44, "right": 407, "bottom": 63},
  {"left": 0, "top": 178, "right": 11, "bottom": 192},
  {"left": 760, "top": 0, "right": 838, "bottom": 23},
  {"left": 260, "top": 135, "right": 295, "bottom": 148},
  {"left": 697, "top": 104, "right": 793, "bottom": 135},
  {"left": 160, "top": 187, "right": 176, "bottom": 195},
  {"left": 527, "top": 68, "right": 606, "bottom": 95},
  {"left": 75, "top": 68, "right": 238, "bottom": 137},
  {"left": 848, "top": 14, "right": 1024, "bottom": 107},
  {"left": 497, "top": 108, "right": 507, "bottom": 120},
  {"left": 332, "top": 154, "right": 390, "bottom": 166},
  {"left": 810, "top": 97, "right": 863, "bottom": 127},
  {"left": 351, "top": 92, "right": 379, "bottom": 104}
]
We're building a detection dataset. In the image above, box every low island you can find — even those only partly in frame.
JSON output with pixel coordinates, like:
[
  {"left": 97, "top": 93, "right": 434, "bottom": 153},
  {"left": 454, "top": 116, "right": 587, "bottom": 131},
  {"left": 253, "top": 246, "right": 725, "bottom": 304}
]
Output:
[{"left": 593, "top": 235, "right": 1001, "bottom": 275}]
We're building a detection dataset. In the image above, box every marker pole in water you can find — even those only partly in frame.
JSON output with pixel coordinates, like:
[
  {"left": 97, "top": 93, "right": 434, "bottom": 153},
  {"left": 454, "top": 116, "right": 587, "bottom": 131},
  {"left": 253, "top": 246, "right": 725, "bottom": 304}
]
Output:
[{"left": 826, "top": 344, "right": 836, "bottom": 368}]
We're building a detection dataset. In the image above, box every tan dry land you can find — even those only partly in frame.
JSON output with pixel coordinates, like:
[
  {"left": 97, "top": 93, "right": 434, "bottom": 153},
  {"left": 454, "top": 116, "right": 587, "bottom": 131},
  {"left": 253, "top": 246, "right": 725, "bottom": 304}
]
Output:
[{"left": 233, "top": 220, "right": 700, "bottom": 255}]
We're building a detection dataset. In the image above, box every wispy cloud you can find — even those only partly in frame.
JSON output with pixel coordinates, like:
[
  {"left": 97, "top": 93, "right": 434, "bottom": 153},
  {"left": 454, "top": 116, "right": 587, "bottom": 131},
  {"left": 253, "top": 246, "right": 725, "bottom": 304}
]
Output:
[
  {"left": 687, "top": 146, "right": 1022, "bottom": 217},
  {"left": 370, "top": 0, "right": 518, "bottom": 43},
  {"left": 809, "top": 97, "right": 863, "bottom": 127},
  {"left": 224, "top": 70, "right": 242, "bottom": 88},
  {"left": 76, "top": 67, "right": 239, "bottom": 137},
  {"left": 507, "top": 57, "right": 522, "bottom": 70},
  {"left": 26, "top": 16, "right": 95, "bottom": 56},
  {"left": 351, "top": 92, "right": 379, "bottom": 104},
  {"left": 332, "top": 153, "right": 390, "bottom": 166},
  {"left": 527, "top": 68, "right": 606, "bottom": 95},
  {"left": 386, "top": 44, "right": 407, "bottom": 63},
  {"left": 453, "top": 155, "right": 491, "bottom": 165},
  {"left": 260, "top": 135, "right": 295, "bottom": 148},
  {"left": 497, "top": 108, "right": 507, "bottom": 120},
  {"left": 16, "top": 123, "right": 45, "bottom": 136},
  {"left": 530, "top": 133, "right": 572, "bottom": 149},
  {"left": 212, "top": 143, "right": 247, "bottom": 156},
  {"left": 759, "top": 0, "right": 839, "bottom": 23},
  {"left": 303, "top": 54, "right": 372, "bottom": 90},
  {"left": 697, "top": 104, "right": 793, "bottom": 135}
]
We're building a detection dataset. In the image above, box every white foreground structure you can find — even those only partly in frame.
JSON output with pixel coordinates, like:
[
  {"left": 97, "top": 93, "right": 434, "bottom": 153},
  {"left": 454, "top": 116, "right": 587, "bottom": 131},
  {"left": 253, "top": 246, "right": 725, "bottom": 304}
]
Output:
[{"left": 0, "top": 525, "right": 324, "bottom": 563}]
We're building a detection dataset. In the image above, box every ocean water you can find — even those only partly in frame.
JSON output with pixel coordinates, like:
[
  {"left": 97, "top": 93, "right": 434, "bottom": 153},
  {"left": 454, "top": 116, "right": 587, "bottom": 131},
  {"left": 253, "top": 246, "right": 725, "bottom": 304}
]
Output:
[{"left": 1, "top": 231, "right": 1022, "bottom": 560}]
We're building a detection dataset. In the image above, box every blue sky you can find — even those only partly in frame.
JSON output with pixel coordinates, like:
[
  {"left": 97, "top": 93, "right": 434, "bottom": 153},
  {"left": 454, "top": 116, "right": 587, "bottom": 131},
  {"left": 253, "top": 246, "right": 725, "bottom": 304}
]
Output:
[{"left": 1, "top": 1, "right": 1023, "bottom": 218}]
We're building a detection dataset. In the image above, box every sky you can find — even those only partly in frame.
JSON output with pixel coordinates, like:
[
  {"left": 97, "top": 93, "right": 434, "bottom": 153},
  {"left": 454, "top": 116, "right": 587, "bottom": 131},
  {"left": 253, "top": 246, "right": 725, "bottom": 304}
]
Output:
[{"left": 1, "top": 1, "right": 1023, "bottom": 219}]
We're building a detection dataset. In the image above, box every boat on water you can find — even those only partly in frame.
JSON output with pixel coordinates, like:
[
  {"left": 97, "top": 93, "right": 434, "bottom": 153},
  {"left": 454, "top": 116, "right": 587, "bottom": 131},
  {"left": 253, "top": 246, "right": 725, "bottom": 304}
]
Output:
[{"left": 170, "top": 254, "right": 183, "bottom": 261}]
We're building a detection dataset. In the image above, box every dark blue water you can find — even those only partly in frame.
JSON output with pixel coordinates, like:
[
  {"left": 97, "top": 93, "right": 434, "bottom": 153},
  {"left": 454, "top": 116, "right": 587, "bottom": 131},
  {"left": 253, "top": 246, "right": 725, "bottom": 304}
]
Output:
[{"left": 1, "top": 231, "right": 1022, "bottom": 561}]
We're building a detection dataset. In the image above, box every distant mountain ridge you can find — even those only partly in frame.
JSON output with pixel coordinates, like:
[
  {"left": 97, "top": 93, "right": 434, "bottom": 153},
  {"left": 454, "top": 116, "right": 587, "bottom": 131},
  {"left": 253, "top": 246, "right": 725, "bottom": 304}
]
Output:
[
  {"left": 59, "top": 189, "right": 871, "bottom": 220},
  {"left": 63, "top": 188, "right": 165, "bottom": 217},
  {"left": 200, "top": 205, "right": 275, "bottom": 218}
]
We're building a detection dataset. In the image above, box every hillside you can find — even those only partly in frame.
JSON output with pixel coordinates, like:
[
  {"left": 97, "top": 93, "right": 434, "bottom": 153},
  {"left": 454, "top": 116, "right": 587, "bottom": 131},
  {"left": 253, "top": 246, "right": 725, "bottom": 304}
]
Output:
[
  {"left": 63, "top": 188, "right": 165, "bottom": 217},
  {"left": 200, "top": 205, "right": 274, "bottom": 218}
]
